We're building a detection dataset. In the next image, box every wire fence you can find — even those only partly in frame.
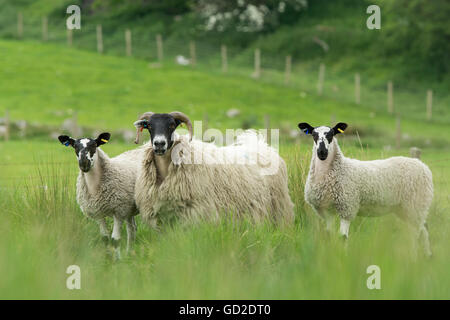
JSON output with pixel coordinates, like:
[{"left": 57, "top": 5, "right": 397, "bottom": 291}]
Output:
[{"left": 0, "top": 12, "right": 448, "bottom": 128}]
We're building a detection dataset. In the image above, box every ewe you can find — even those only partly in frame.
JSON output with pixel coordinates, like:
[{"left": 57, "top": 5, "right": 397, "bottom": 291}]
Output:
[
  {"left": 133, "top": 111, "right": 294, "bottom": 227},
  {"left": 58, "top": 133, "right": 145, "bottom": 258},
  {"left": 298, "top": 122, "right": 433, "bottom": 256}
]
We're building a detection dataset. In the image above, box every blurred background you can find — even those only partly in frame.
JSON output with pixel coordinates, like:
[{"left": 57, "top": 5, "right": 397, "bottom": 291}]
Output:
[{"left": 0, "top": 0, "right": 449, "bottom": 299}]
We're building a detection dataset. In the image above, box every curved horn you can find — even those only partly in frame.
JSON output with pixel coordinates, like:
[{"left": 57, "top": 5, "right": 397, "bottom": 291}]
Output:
[
  {"left": 170, "top": 111, "right": 193, "bottom": 141},
  {"left": 134, "top": 112, "right": 154, "bottom": 144}
]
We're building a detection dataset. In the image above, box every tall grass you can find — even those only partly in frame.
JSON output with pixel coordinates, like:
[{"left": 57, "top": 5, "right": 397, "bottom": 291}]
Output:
[{"left": 1, "top": 144, "right": 449, "bottom": 299}]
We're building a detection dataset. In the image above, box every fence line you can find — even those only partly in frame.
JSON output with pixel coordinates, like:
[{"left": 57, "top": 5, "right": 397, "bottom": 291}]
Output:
[{"left": 2, "top": 13, "right": 446, "bottom": 126}]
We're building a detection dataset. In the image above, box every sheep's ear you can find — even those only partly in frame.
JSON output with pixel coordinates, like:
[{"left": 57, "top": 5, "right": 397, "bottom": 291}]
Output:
[
  {"left": 96, "top": 132, "right": 111, "bottom": 146},
  {"left": 58, "top": 135, "right": 75, "bottom": 147},
  {"left": 134, "top": 119, "right": 149, "bottom": 130},
  {"left": 298, "top": 122, "right": 314, "bottom": 135},
  {"left": 332, "top": 123, "right": 348, "bottom": 135}
]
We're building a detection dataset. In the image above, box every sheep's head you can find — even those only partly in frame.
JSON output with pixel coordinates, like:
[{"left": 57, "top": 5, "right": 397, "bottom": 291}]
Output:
[
  {"left": 298, "top": 122, "right": 347, "bottom": 161},
  {"left": 58, "top": 133, "right": 110, "bottom": 172},
  {"left": 134, "top": 111, "right": 193, "bottom": 156}
]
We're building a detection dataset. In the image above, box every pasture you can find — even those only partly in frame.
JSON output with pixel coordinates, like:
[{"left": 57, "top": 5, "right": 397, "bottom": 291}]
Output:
[{"left": 0, "top": 40, "right": 449, "bottom": 299}]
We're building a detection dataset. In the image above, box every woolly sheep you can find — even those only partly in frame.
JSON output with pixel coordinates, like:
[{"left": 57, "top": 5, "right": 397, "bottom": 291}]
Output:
[
  {"left": 298, "top": 122, "right": 434, "bottom": 256},
  {"left": 58, "top": 133, "right": 146, "bottom": 258},
  {"left": 133, "top": 111, "right": 294, "bottom": 227}
]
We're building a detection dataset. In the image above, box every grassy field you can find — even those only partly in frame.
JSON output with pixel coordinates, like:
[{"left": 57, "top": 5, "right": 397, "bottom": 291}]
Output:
[{"left": 0, "top": 39, "right": 449, "bottom": 299}]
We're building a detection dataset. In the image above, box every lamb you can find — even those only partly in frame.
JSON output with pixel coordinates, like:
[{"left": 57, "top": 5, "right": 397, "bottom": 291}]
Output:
[
  {"left": 298, "top": 122, "right": 434, "bottom": 256},
  {"left": 133, "top": 111, "right": 294, "bottom": 227},
  {"left": 58, "top": 132, "right": 145, "bottom": 258}
]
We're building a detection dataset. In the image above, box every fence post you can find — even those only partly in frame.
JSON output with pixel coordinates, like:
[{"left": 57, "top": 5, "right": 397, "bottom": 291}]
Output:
[
  {"left": 4, "top": 110, "right": 10, "bottom": 142},
  {"left": 253, "top": 49, "right": 261, "bottom": 79},
  {"left": 203, "top": 113, "right": 209, "bottom": 133},
  {"left": 317, "top": 63, "right": 325, "bottom": 95},
  {"left": 125, "top": 29, "right": 132, "bottom": 57},
  {"left": 265, "top": 114, "right": 271, "bottom": 145},
  {"left": 96, "top": 25, "right": 103, "bottom": 54},
  {"left": 221, "top": 45, "right": 228, "bottom": 72},
  {"left": 17, "top": 12, "right": 23, "bottom": 39},
  {"left": 330, "top": 114, "right": 336, "bottom": 126},
  {"left": 355, "top": 73, "right": 360, "bottom": 104},
  {"left": 42, "top": 17, "right": 48, "bottom": 41},
  {"left": 156, "top": 34, "right": 163, "bottom": 62},
  {"left": 387, "top": 81, "right": 394, "bottom": 114},
  {"left": 67, "top": 29, "right": 72, "bottom": 47},
  {"left": 396, "top": 116, "right": 401, "bottom": 149},
  {"left": 285, "top": 55, "right": 292, "bottom": 84},
  {"left": 189, "top": 41, "right": 196, "bottom": 66},
  {"left": 426, "top": 89, "right": 433, "bottom": 120},
  {"left": 410, "top": 147, "right": 421, "bottom": 159}
]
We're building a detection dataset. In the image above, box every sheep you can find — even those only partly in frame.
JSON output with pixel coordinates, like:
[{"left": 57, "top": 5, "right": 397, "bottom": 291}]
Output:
[
  {"left": 298, "top": 122, "right": 434, "bottom": 256},
  {"left": 133, "top": 111, "right": 294, "bottom": 227},
  {"left": 58, "top": 132, "right": 145, "bottom": 258}
]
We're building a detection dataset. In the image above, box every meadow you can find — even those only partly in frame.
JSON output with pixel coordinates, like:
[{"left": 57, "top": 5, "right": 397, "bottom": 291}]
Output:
[{"left": 0, "top": 39, "right": 449, "bottom": 299}]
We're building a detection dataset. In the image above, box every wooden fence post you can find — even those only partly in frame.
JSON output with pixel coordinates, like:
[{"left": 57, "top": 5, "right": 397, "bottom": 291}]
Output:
[
  {"left": 253, "top": 49, "right": 261, "bottom": 79},
  {"left": 4, "top": 110, "right": 10, "bottom": 142},
  {"left": 221, "top": 45, "right": 228, "bottom": 72},
  {"left": 285, "top": 55, "right": 292, "bottom": 84},
  {"left": 156, "top": 34, "right": 163, "bottom": 62},
  {"left": 125, "top": 29, "right": 132, "bottom": 57},
  {"left": 426, "top": 89, "right": 433, "bottom": 120},
  {"left": 317, "top": 63, "right": 325, "bottom": 95},
  {"left": 42, "top": 17, "right": 48, "bottom": 41},
  {"left": 17, "top": 12, "right": 23, "bottom": 39},
  {"left": 189, "top": 41, "right": 196, "bottom": 66},
  {"left": 396, "top": 116, "right": 401, "bottom": 149},
  {"left": 203, "top": 113, "right": 209, "bottom": 133},
  {"left": 330, "top": 114, "right": 336, "bottom": 126},
  {"left": 96, "top": 25, "right": 103, "bottom": 54},
  {"left": 355, "top": 73, "right": 360, "bottom": 104},
  {"left": 387, "top": 81, "right": 394, "bottom": 114},
  {"left": 67, "top": 29, "right": 72, "bottom": 47},
  {"left": 265, "top": 114, "right": 271, "bottom": 145},
  {"left": 410, "top": 147, "right": 421, "bottom": 159}
]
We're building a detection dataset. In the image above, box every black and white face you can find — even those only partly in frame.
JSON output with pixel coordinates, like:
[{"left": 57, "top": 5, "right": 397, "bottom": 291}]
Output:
[
  {"left": 135, "top": 114, "right": 182, "bottom": 156},
  {"left": 298, "top": 122, "right": 348, "bottom": 161},
  {"left": 58, "top": 133, "right": 110, "bottom": 172}
]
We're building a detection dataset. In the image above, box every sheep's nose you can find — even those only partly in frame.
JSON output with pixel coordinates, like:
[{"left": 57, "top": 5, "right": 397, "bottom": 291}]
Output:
[{"left": 154, "top": 141, "right": 166, "bottom": 148}]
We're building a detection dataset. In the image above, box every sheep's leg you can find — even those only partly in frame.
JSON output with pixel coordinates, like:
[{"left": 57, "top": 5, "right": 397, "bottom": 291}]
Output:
[
  {"left": 396, "top": 209, "right": 432, "bottom": 257},
  {"left": 125, "top": 216, "right": 137, "bottom": 254},
  {"left": 111, "top": 216, "right": 123, "bottom": 260},
  {"left": 314, "top": 208, "right": 333, "bottom": 233},
  {"left": 339, "top": 219, "right": 351, "bottom": 239},
  {"left": 98, "top": 218, "right": 110, "bottom": 245},
  {"left": 419, "top": 222, "right": 432, "bottom": 258}
]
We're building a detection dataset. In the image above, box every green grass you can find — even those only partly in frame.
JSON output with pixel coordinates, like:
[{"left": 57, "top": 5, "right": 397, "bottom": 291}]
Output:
[
  {"left": 0, "top": 40, "right": 449, "bottom": 149},
  {"left": 0, "top": 39, "right": 449, "bottom": 299},
  {"left": 0, "top": 140, "right": 449, "bottom": 299}
]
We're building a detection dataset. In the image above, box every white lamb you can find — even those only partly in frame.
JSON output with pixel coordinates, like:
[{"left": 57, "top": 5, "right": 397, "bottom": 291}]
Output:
[
  {"left": 298, "top": 122, "right": 434, "bottom": 256},
  {"left": 58, "top": 133, "right": 145, "bottom": 258}
]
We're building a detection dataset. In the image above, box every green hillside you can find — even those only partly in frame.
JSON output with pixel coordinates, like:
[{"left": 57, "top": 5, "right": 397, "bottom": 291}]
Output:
[{"left": 0, "top": 40, "right": 449, "bottom": 149}]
